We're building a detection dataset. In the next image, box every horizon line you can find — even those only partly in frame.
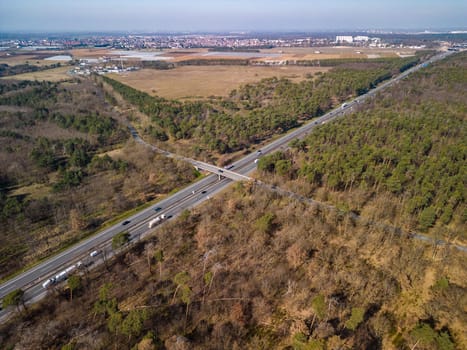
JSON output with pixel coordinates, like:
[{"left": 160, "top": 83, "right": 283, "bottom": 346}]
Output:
[{"left": 1, "top": 28, "right": 467, "bottom": 36}]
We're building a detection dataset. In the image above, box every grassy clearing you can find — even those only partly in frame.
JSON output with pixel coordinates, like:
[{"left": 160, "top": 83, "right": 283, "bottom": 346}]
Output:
[
  {"left": 0, "top": 53, "right": 65, "bottom": 67},
  {"left": 2, "top": 66, "right": 72, "bottom": 81},
  {"left": 10, "top": 183, "right": 51, "bottom": 200},
  {"left": 260, "top": 46, "right": 412, "bottom": 60},
  {"left": 109, "top": 65, "right": 330, "bottom": 99}
]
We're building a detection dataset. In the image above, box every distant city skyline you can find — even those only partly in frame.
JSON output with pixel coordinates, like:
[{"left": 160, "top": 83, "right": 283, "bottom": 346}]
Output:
[{"left": 1, "top": 0, "right": 466, "bottom": 33}]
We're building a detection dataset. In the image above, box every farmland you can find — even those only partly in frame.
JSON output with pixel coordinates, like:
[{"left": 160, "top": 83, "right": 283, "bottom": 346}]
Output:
[
  {"left": 109, "top": 65, "right": 330, "bottom": 99},
  {"left": 0, "top": 52, "right": 68, "bottom": 67},
  {"left": 259, "top": 46, "right": 414, "bottom": 61},
  {"left": 0, "top": 30, "right": 465, "bottom": 349},
  {"left": 1, "top": 65, "right": 71, "bottom": 82}
]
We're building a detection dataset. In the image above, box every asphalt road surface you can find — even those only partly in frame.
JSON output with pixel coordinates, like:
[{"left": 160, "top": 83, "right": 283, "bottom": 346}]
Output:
[{"left": 0, "top": 50, "right": 456, "bottom": 320}]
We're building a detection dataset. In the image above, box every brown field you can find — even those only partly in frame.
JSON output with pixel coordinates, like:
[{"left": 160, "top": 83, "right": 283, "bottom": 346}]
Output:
[
  {"left": 0, "top": 51, "right": 69, "bottom": 66},
  {"left": 1, "top": 47, "right": 416, "bottom": 71},
  {"left": 2, "top": 66, "right": 71, "bottom": 81},
  {"left": 69, "top": 48, "right": 114, "bottom": 59},
  {"left": 109, "top": 65, "right": 330, "bottom": 99},
  {"left": 259, "top": 46, "right": 415, "bottom": 61},
  {"left": 69, "top": 46, "right": 415, "bottom": 63},
  {"left": 0, "top": 54, "right": 38, "bottom": 66}
]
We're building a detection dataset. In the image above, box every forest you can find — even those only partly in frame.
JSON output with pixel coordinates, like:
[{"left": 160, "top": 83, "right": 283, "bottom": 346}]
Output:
[
  {"left": 0, "top": 78, "right": 197, "bottom": 279},
  {"left": 103, "top": 54, "right": 425, "bottom": 158},
  {"left": 1, "top": 51, "right": 465, "bottom": 349},
  {"left": 1, "top": 184, "right": 465, "bottom": 349},
  {"left": 257, "top": 52, "right": 466, "bottom": 240}
]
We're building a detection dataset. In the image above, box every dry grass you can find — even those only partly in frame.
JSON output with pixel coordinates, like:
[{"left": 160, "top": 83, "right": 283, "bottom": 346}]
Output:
[
  {"left": 260, "top": 46, "right": 413, "bottom": 60},
  {"left": 103, "top": 46, "right": 412, "bottom": 100},
  {"left": 109, "top": 65, "right": 330, "bottom": 99},
  {"left": 10, "top": 183, "right": 51, "bottom": 200},
  {"left": 1, "top": 66, "right": 71, "bottom": 81},
  {"left": 0, "top": 54, "right": 55, "bottom": 67},
  {"left": 21, "top": 121, "right": 93, "bottom": 140},
  {"left": 0, "top": 47, "right": 413, "bottom": 70},
  {"left": 0, "top": 51, "right": 74, "bottom": 66},
  {"left": 103, "top": 147, "right": 126, "bottom": 159},
  {"left": 67, "top": 47, "right": 413, "bottom": 63},
  {"left": 163, "top": 47, "right": 411, "bottom": 62},
  {"left": 69, "top": 48, "right": 114, "bottom": 59}
]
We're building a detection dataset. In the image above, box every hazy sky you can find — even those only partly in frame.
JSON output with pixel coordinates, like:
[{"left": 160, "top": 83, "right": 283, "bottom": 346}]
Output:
[{"left": 1, "top": 0, "right": 466, "bottom": 33}]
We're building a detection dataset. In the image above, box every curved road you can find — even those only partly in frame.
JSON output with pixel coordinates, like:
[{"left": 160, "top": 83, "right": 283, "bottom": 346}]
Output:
[{"left": 0, "top": 49, "right": 459, "bottom": 320}]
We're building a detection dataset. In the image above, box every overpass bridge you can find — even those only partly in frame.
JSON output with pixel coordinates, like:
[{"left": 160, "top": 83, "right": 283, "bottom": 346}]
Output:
[
  {"left": 2, "top": 50, "right": 461, "bottom": 322},
  {"left": 128, "top": 125, "right": 253, "bottom": 182}
]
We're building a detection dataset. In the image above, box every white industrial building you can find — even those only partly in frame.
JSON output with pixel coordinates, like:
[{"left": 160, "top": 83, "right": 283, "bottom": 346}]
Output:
[
  {"left": 354, "top": 36, "right": 369, "bottom": 42},
  {"left": 336, "top": 36, "right": 353, "bottom": 43}
]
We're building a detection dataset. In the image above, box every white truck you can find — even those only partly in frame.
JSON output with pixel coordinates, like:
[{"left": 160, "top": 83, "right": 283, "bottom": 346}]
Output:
[
  {"left": 42, "top": 262, "right": 81, "bottom": 289},
  {"left": 148, "top": 214, "right": 166, "bottom": 229},
  {"left": 42, "top": 278, "right": 55, "bottom": 289}
]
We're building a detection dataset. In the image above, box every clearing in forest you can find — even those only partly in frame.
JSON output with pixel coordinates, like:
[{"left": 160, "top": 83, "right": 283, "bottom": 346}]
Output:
[{"left": 109, "top": 65, "right": 330, "bottom": 100}]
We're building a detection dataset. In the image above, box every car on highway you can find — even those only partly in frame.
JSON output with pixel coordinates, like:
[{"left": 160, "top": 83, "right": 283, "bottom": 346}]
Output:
[
  {"left": 90, "top": 250, "right": 101, "bottom": 257},
  {"left": 1, "top": 51, "right": 451, "bottom": 313},
  {"left": 154, "top": 207, "right": 162, "bottom": 212},
  {"left": 201, "top": 190, "right": 207, "bottom": 194},
  {"left": 224, "top": 164, "right": 234, "bottom": 170},
  {"left": 122, "top": 220, "right": 131, "bottom": 226}
]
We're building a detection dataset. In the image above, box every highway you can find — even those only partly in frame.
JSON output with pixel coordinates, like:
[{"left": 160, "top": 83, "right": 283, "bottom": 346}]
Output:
[{"left": 0, "top": 50, "right": 456, "bottom": 319}]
